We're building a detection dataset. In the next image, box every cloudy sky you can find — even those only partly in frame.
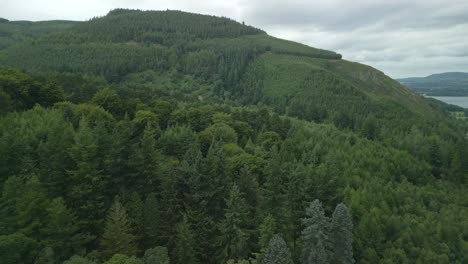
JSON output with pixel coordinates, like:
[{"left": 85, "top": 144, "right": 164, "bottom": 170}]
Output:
[{"left": 1, "top": 0, "right": 468, "bottom": 78}]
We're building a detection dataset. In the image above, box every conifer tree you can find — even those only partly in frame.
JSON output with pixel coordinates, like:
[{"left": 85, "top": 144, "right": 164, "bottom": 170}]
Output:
[
  {"left": 43, "top": 197, "right": 88, "bottom": 261},
  {"left": 217, "top": 184, "right": 249, "bottom": 263},
  {"left": 330, "top": 203, "right": 354, "bottom": 264},
  {"left": 263, "top": 234, "right": 293, "bottom": 264},
  {"left": 143, "top": 246, "right": 170, "bottom": 264},
  {"left": 174, "top": 215, "right": 198, "bottom": 264},
  {"left": 301, "top": 199, "right": 330, "bottom": 264},
  {"left": 143, "top": 192, "right": 161, "bottom": 248},
  {"left": 100, "top": 197, "right": 139, "bottom": 260},
  {"left": 68, "top": 118, "right": 106, "bottom": 232}
]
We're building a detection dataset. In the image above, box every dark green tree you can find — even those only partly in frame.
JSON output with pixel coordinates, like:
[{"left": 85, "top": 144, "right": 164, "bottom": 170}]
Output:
[
  {"left": 143, "top": 192, "right": 161, "bottom": 248},
  {"left": 263, "top": 234, "right": 293, "bottom": 264},
  {"left": 301, "top": 199, "right": 330, "bottom": 264},
  {"left": 330, "top": 203, "right": 354, "bottom": 264},
  {"left": 143, "top": 246, "right": 170, "bottom": 264},
  {"left": 217, "top": 184, "right": 249, "bottom": 263},
  {"left": 174, "top": 215, "right": 198, "bottom": 264},
  {"left": 68, "top": 118, "right": 107, "bottom": 232},
  {"left": 100, "top": 197, "right": 139, "bottom": 260}
]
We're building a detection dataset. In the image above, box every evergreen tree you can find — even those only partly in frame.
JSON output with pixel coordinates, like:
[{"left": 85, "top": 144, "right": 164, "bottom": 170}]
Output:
[
  {"left": 125, "top": 192, "right": 144, "bottom": 244},
  {"left": 174, "top": 215, "right": 198, "bottom": 264},
  {"left": 128, "top": 124, "right": 161, "bottom": 192},
  {"left": 263, "top": 234, "right": 293, "bottom": 264},
  {"left": 68, "top": 118, "right": 107, "bottom": 232},
  {"left": 16, "top": 175, "right": 49, "bottom": 240},
  {"left": 217, "top": 184, "right": 249, "bottom": 263},
  {"left": 143, "top": 192, "right": 161, "bottom": 248},
  {"left": 330, "top": 203, "right": 354, "bottom": 264},
  {"left": 43, "top": 197, "right": 89, "bottom": 261},
  {"left": 257, "top": 214, "right": 277, "bottom": 262},
  {"left": 301, "top": 199, "right": 330, "bottom": 264},
  {"left": 143, "top": 246, "right": 170, "bottom": 264},
  {"left": 100, "top": 197, "right": 139, "bottom": 260}
]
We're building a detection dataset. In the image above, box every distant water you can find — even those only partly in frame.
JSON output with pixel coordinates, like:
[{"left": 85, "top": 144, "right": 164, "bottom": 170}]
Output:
[{"left": 430, "top": 96, "right": 468, "bottom": 108}]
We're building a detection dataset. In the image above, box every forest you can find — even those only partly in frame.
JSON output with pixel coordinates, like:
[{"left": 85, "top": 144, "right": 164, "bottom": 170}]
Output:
[{"left": 0, "top": 9, "right": 467, "bottom": 264}]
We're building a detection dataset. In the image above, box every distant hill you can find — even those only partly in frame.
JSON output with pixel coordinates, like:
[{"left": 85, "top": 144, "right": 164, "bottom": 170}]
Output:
[{"left": 398, "top": 72, "right": 468, "bottom": 96}]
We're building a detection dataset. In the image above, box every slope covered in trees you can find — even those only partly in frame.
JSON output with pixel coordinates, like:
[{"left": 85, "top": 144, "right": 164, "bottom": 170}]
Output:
[{"left": 0, "top": 9, "right": 467, "bottom": 264}]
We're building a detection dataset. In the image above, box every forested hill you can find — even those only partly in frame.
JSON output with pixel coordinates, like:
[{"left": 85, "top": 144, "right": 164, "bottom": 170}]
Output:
[
  {"left": 398, "top": 72, "right": 468, "bottom": 96},
  {"left": 0, "top": 9, "right": 467, "bottom": 264}
]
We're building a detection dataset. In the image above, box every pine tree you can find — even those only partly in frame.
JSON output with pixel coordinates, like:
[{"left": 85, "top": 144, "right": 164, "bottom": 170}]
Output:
[
  {"left": 143, "top": 192, "right": 161, "bottom": 248},
  {"left": 260, "top": 148, "right": 286, "bottom": 228},
  {"left": 143, "top": 246, "right": 170, "bottom": 264},
  {"left": 43, "top": 197, "right": 89, "bottom": 261},
  {"left": 128, "top": 124, "right": 161, "bottom": 192},
  {"left": 100, "top": 197, "right": 139, "bottom": 260},
  {"left": 257, "top": 214, "right": 277, "bottom": 262},
  {"left": 68, "top": 118, "right": 106, "bottom": 232},
  {"left": 174, "top": 215, "right": 198, "bottom": 264},
  {"left": 217, "top": 184, "right": 249, "bottom": 263},
  {"left": 330, "top": 203, "right": 354, "bottom": 264},
  {"left": 263, "top": 234, "right": 293, "bottom": 264},
  {"left": 301, "top": 199, "right": 330, "bottom": 264}
]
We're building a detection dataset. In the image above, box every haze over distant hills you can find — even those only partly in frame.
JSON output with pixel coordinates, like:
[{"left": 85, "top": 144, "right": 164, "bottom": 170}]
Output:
[{"left": 398, "top": 72, "right": 468, "bottom": 96}]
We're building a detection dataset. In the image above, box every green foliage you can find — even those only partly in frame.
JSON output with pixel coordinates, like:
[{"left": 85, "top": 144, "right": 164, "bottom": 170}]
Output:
[
  {"left": 0, "top": 68, "right": 65, "bottom": 111},
  {"left": 63, "top": 255, "right": 97, "bottom": 264},
  {"left": 263, "top": 234, "right": 293, "bottom": 264},
  {"left": 100, "top": 197, "right": 139, "bottom": 260},
  {"left": 301, "top": 200, "right": 330, "bottom": 264},
  {"left": 0, "top": 9, "right": 466, "bottom": 264},
  {"left": 0, "top": 233, "right": 38, "bottom": 263},
  {"left": 330, "top": 203, "right": 354, "bottom": 264},
  {"left": 217, "top": 184, "right": 250, "bottom": 263},
  {"left": 104, "top": 254, "right": 143, "bottom": 264},
  {"left": 143, "top": 246, "right": 170, "bottom": 264},
  {"left": 174, "top": 215, "right": 198, "bottom": 264}
]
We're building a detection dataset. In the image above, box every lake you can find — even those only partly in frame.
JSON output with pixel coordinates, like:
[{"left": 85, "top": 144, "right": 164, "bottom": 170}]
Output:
[{"left": 430, "top": 96, "right": 468, "bottom": 108}]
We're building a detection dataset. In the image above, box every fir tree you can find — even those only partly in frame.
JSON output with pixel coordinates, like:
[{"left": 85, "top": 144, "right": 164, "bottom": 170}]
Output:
[
  {"left": 68, "top": 118, "right": 106, "bottom": 232},
  {"left": 100, "top": 197, "right": 139, "bottom": 260},
  {"left": 217, "top": 184, "right": 249, "bottom": 263},
  {"left": 143, "top": 246, "right": 170, "bottom": 264},
  {"left": 174, "top": 215, "right": 198, "bottom": 264},
  {"left": 263, "top": 234, "right": 293, "bottom": 264},
  {"left": 301, "top": 199, "right": 330, "bottom": 264},
  {"left": 143, "top": 192, "right": 161, "bottom": 248},
  {"left": 330, "top": 203, "right": 354, "bottom": 264}
]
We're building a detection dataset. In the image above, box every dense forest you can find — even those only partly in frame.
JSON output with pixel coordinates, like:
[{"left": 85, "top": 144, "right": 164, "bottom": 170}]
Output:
[{"left": 0, "top": 9, "right": 467, "bottom": 264}]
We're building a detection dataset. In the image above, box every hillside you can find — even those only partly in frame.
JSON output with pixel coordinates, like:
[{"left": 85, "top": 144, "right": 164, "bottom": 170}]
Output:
[
  {"left": 0, "top": 9, "right": 467, "bottom": 264},
  {"left": 398, "top": 72, "right": 468, "bottom": 96}
]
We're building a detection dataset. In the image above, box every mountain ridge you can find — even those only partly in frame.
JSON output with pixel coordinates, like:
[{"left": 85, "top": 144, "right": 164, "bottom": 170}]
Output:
[{"left": 398, "top": 71, "right": 468, "bottom": 96}]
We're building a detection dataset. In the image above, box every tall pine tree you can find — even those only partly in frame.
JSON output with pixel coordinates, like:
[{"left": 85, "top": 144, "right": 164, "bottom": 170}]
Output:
[
  {"left": 100, "top": 196, "right": 139, "bottom": 260},
  {"left": 217, "top": 184, "right": 249, "bottom": 263},
  {"left": 301, "top": 199, "right": 330, "bottom": 264},
  {"left": 174, "top": 215, "right": 198, "bottom": 264},
  {"left": 263, "top": 234, "right": 293, "bottom": 264},
  {"left": 330, "top": 203, "right": 354, "bottom": 264}
]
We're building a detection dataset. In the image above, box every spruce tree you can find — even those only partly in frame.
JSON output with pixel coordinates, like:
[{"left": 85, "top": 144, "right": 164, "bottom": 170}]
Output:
[
  {"left": 174, "top": 215, "right": 198, "bottom": 264},
  {"left": 143, "top": 192, "right": 161, "bottom": 248},
  {"left": 217, "top": 184, "right": 249, "bottom": 263},
  {"left": 301, "top": 199, "right": 330, "bottom": 264},
  {"left": 68, "top": 118, "right": 106, "bottom": 232},
  {"left": 100, "top": 197, "right": 139, "bottom": 260},
  {"left": 263, "top": 234, "right": 293, "bottom": 264},
  {"left": 330, "top": 203, "right": 354, "bottom": 264},
  {"left": 143, "top": 246, "right": 170, "bottom": 264}
]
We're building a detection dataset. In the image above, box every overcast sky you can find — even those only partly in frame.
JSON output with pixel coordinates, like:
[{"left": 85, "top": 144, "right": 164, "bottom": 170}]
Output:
[{"left": 1, "top": 0, "right": 468, "bottom": 78}]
